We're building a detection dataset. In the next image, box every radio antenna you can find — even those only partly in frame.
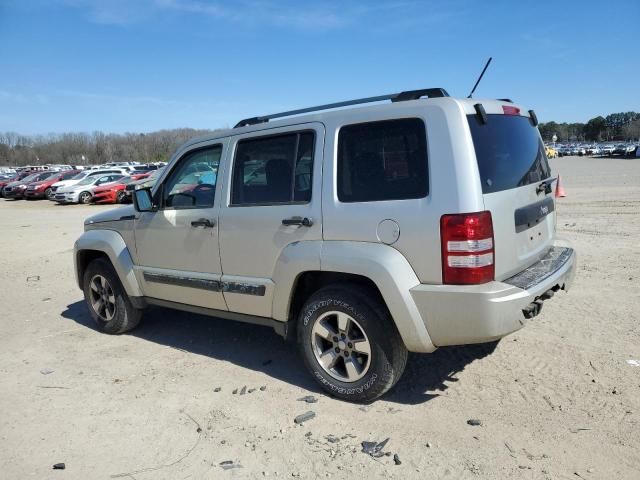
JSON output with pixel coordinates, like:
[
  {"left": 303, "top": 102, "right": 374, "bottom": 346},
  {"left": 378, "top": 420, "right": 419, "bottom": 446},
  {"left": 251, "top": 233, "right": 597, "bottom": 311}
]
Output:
[{"left": 467, "top": 57, "right": 492, "bottom": 98}]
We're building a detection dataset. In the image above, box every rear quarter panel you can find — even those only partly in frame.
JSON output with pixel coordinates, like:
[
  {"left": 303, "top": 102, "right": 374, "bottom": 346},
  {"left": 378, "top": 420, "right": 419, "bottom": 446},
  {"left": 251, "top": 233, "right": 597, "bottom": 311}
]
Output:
[{"left": 321, "top": 98, "right": 484, "bottom": 284}]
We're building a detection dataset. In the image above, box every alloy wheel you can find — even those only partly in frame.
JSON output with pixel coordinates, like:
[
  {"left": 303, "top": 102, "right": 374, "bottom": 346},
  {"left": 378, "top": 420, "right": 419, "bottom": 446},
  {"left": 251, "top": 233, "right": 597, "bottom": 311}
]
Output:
[
  {"left": 89, "top": 274, "right": 116, "bottom": 322},
  {"left": 311, "top": 311, "right": 372, "bottom": 382}
]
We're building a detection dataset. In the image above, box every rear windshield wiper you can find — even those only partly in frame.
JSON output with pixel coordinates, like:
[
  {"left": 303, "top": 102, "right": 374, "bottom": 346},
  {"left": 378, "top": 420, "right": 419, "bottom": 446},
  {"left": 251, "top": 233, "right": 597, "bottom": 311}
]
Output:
[{"left": 536, "top": 178, "right": 556, "bottom": 195}]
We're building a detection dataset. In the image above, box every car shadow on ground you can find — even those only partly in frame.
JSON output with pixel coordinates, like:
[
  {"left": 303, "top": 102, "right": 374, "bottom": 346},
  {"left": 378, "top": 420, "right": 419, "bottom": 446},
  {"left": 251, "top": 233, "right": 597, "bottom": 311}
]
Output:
[{"left": 62, "top": 301, "right": 497, "bottom": 406}]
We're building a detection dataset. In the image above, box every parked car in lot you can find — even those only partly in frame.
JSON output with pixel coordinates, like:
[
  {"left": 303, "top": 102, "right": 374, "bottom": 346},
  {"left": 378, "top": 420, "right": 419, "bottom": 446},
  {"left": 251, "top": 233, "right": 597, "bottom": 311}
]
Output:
[
  {"left": 0, "top": 173, "right": 18, "bottom": 195},
  {"left": 614, "top": 144, "right": 628, "bottom": 155},
  {"left": 91, "top": 173, "right": 151, "bottom": 204},
  {"left": 24, "top": 170, "right": 81, "bottom": 199},
  {"left": 599, "top": 144, "right": 616, "bottom": 156},
  {"left": 122, "top": 168, "right": 164, "bottom": 203},
  {"left": 74, "top": 89, "right": 576, "bottom": 402},
  {"left": 55, "top": 174, "right": 125, "bottom": 204},
  {"left": 2, "top": 171, "right": 57, "bottom": 199},
  {"left": 544, "top": 145, "right": 557, "bottom": 158},
  {"left": 49, "top": 168, "right": 130, "bottom": 200},
  {"left": 132, "top": 164, "right": 160, "bottom": 172},
  {"left": 623, "top": 144, "right": 636, "bottom": 156},
  {"left": 0, "top": 171, "right": 33, "bottom": 197},
  {"left": 587, "top": 145, "right": 601, "bottom": 156}
]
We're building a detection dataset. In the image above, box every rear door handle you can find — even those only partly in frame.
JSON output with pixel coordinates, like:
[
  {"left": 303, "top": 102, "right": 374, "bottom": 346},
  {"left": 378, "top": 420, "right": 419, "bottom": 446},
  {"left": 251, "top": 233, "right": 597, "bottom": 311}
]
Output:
[
  {"left": 282, "top": 216, "right": 313, "bottom": 227},
  {"left": 191, "top": 218, "right": 215, "bottom": 228}
]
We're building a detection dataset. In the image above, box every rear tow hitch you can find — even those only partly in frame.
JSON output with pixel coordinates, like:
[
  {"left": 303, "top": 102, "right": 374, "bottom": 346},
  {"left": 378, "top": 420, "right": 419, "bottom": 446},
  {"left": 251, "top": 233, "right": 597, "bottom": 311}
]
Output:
[{"left": 522, "top": 286, "right": 560, "bottom": 319}]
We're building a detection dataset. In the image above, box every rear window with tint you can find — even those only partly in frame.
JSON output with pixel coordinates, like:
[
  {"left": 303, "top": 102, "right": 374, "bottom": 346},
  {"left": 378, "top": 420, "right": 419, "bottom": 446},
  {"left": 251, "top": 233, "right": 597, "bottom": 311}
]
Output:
[{"left": 467, "top": 114, "right": 551, "bottom": 194}]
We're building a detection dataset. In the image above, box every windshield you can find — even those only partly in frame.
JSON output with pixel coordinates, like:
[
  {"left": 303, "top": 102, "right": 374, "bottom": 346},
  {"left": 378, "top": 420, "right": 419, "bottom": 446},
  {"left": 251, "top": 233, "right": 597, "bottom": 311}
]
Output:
[
  {"left": 20, "top": 173, "right": 41, "bottom": 183},
  {"left": 468, "top": 114, "right": 552, "bottom": 194},
  {"left": 36, "top": 172, "right": 54, "bottom": 181},
  {"left": 77, "top": 176, "right": 98, "bottom": 186}
]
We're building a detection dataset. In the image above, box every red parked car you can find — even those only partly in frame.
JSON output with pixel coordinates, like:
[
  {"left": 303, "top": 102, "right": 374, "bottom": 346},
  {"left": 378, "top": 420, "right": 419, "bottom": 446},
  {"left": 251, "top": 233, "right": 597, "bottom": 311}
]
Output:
[
  {"left": 24, "top": 170, "right": 80, "bottom": 199},
  {"left": 2, "top": 171, "right": 57, "bottom": 199},
  {"left": 0, "top": 171, "right": 32, "bottom": 197},
  {"left": 91, "top": 173, "right": 150, "bottom": 204}
]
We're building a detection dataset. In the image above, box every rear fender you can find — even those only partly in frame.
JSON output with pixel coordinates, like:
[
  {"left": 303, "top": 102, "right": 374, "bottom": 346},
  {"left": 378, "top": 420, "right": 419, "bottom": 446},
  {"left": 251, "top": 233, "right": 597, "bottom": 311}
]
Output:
[
  {"left": 272, "top": 240, "right": 436, "bottom": 353},
  {"left": 320, "top": 242, "right": 436, "bottom": 353}
]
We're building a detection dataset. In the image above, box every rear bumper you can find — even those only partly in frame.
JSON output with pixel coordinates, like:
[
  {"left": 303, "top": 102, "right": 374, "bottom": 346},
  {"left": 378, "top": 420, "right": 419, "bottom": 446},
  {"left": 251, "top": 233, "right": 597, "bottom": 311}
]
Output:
[{"left": 411, "top": 244, "right": 576, "bottom": 347}]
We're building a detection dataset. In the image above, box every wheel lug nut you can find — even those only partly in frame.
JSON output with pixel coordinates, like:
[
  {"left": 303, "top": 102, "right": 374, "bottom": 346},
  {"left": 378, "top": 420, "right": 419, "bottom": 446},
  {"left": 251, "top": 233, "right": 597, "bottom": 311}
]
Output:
[
  {"left": 334, "top": 347, "right": 340, "bottom": 353},
  {"left": 348, "top": 342, "right": 353, "bottom": 348},
  {"left": 341, "top": 333, "right": 346, "bottom": 339},
  {"left": 344, "top": 351, "right": 349, "bottom": 357},
  {"left": 333, "top": 336, "right": 338, "bottom": 342}
]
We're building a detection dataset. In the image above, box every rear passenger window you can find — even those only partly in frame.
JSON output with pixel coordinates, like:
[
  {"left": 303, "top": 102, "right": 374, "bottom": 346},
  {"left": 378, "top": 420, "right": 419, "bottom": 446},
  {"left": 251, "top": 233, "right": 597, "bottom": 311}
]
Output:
[
  {"left": 231, "top": 131, "right": 315, "bottom": 205},
  {"left": 337, "top": 118, "right": 428, "bottom": 202}
]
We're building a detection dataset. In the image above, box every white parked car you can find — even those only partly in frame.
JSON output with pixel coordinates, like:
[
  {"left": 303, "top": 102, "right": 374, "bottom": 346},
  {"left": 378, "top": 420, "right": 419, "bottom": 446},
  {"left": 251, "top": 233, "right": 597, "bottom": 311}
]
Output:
[
  {"left": 587, "top": 145, "right": 601, "bottom": 156},
  {"left": 49, "top": 168, "right": 130, "bottom": 200},
  {"left": 54, "top": 174, "right": 125, "bottom": 204},
  {"left": 600, "top": 144, "right": 616, "bottom": 156}
]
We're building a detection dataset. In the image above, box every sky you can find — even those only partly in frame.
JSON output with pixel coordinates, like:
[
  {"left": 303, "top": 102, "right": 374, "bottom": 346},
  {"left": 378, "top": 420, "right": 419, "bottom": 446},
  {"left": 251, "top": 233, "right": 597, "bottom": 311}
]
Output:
[{"left": 0, "top": 0, "right": 638, "bottom": 135}]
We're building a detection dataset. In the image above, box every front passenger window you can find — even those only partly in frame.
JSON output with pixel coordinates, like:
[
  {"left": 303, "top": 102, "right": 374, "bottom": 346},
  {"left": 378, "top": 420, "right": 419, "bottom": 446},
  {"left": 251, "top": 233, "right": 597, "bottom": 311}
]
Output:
[{"left": 163, "top": 145, "right": 221, "bottom": 209}]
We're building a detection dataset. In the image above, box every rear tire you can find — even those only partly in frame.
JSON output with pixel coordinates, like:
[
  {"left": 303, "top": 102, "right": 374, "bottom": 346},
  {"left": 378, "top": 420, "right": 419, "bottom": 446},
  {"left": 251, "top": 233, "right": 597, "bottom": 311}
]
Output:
[
  {"left": 82, "top": 258, "right": 142, "bottom": 334},
  {"left": 298, "top": 284, "right": 408, "bottom": 403},
  {"left": 116, "top": 190, "right": 126, "bottom": 204},
  {"left": 44, "top": 188, "right": 52, "bottom": 199}
]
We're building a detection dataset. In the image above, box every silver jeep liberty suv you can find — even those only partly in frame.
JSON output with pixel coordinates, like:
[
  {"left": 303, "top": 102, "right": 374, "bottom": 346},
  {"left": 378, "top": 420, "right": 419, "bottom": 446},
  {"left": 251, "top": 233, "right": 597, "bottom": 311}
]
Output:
[{"left": 74, "top": 88, "right": 576, "bottom": 403}]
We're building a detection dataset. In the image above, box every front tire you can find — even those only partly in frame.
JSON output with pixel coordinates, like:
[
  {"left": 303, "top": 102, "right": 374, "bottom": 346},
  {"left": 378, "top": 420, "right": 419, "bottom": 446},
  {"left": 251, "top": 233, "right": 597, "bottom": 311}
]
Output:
[
  {"left": 298, "top": 285, "right": 408, "bottom": 403},
  {"left": 79, "top": 191, "right": 91, "bottom": 204},
  {"left": 82, "top": 258, "right": 142, "bottom": 334}
]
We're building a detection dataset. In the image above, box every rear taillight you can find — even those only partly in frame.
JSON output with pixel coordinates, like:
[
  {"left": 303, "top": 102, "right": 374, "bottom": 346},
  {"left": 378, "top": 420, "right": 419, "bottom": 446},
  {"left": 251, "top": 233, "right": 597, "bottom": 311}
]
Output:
[{"left": 440, "top": 211, "right": 495, "bottom": 285}]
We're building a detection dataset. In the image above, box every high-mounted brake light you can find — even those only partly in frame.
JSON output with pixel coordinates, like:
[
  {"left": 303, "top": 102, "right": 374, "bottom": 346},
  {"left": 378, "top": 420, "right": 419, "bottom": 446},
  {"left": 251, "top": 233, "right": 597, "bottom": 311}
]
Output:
[
  {"left": 502, "top": 105, "right": 521, "bottom": 115},
  {"left": 440, "top": 211, "right": 495, "bottom": 285}
]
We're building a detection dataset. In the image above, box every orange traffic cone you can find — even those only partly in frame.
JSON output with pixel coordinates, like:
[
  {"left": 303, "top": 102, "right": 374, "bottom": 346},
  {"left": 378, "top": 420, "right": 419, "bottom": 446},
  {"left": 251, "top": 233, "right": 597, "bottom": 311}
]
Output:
[{"left": 555, "top": 175, "right": 566, "bottom": 198}]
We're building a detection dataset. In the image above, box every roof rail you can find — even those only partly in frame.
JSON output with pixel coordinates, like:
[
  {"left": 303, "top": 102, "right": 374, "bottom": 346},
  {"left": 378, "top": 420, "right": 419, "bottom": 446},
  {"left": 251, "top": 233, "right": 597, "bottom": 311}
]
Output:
[{"left": 234, "top": 87, "right": 449, "bottom": 128}]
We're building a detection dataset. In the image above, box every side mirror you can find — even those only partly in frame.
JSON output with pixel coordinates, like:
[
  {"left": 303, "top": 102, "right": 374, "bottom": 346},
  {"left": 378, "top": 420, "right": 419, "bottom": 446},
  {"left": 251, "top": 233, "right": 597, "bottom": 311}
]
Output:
[{"left": 132, "top": 187, "right": 155, "bottom": 212}]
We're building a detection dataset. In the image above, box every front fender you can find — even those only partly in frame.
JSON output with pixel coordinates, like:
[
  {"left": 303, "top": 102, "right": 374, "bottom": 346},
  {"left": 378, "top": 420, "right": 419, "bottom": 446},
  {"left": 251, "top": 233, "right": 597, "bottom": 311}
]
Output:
[{"left": 74, "top": 229, "right": 143, "bottom": 298}]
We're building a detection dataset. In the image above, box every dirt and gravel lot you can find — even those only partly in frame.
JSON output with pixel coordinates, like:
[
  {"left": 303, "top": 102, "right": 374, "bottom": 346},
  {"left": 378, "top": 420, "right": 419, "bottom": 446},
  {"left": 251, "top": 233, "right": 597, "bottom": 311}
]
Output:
[{"left": 1, "top": 155, "right": 639, "bottom": 479}]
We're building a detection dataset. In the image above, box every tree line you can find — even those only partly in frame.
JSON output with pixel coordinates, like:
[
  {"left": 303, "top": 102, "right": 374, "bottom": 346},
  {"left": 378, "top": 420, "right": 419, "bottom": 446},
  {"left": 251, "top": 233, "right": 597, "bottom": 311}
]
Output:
[
  {"left": 1, "top": 110, "right": 639, "bottom": 166},
  {"left": 0, "top": 128, "right": 217, "bottom": 167},
  {"left": 538, "top": 111, "right": 640, "bottom": 143}
]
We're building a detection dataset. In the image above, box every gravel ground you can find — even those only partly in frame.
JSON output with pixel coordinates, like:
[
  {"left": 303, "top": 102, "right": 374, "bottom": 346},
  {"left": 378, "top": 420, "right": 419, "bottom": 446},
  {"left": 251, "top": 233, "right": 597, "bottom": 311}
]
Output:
[{"left": 0, "top": 155, "right": 639, "bottom": 479}]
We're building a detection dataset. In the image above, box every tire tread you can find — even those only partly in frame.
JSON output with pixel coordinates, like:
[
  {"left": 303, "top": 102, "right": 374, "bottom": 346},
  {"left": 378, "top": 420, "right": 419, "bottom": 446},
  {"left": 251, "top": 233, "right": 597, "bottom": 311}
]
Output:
[
  {"left": 82, "top": 258, "right": 141, "bottom": 334},
  {"left": 298, "top": 283, "right": 407, "bottom": 403}
]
